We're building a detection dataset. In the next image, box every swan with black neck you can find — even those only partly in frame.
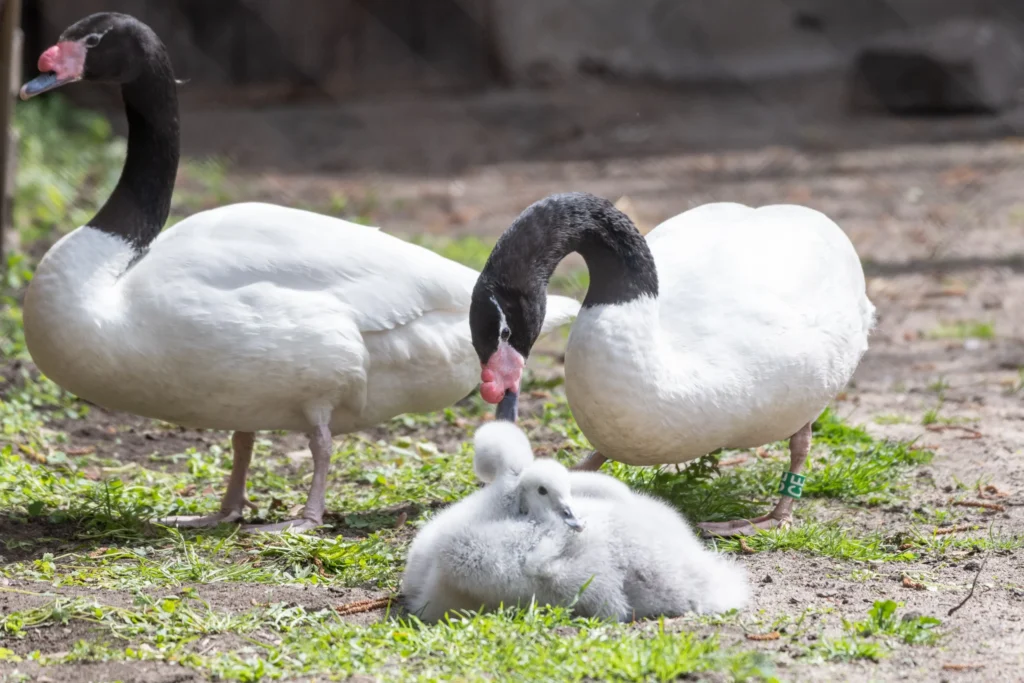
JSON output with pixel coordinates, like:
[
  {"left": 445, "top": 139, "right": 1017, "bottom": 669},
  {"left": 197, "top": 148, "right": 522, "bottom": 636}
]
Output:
[
  {"left": 469, "top": 192, "right": 874, "bottom": 536},
  {"left": 19, "top": 13, "right": 580, "bottom": 534}
]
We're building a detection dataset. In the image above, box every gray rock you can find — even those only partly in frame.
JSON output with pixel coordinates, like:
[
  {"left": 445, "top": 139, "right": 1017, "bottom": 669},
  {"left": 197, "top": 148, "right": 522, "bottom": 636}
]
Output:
[{"left": 853, "top": 19, "right": 1024, "bottom": 114}]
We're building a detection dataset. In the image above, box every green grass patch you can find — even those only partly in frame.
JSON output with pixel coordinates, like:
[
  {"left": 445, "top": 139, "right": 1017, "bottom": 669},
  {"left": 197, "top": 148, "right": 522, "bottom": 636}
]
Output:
[
  {"left": 606, "top": 409, "right": 933, "bottom": 525},
  {"left": 0, "top": 597, "right": 775, "bottom": 682},
  {"left": 926, "top": 321, "right": 995, "bottom": 340},
  {"left": 715, "top": 521, "right": 916, "bottom": 562}
]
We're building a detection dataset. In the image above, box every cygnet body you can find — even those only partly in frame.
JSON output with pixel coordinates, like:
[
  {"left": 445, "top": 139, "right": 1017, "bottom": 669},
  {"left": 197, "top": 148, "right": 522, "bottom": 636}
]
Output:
[
  {"left": 401, "top": 421, "right": 536, "bottom": 607},
  {"left": 402, "top": 424, "right": 749, "bottom": 622}
]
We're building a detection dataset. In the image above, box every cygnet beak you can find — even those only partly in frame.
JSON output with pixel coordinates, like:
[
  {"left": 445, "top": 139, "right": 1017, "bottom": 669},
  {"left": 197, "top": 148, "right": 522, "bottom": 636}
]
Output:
[{"left": 561, "top": 506, "right": 584, "bottom": 531}]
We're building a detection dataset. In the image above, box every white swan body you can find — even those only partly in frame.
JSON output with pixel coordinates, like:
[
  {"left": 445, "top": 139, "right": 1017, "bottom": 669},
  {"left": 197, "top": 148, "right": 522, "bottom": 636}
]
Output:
[
  {"left": 564, "top": 203, "right": 874, "bottom": 465},
  {"left": 24, "top": 203, "right": 579, "bottom": 434}
]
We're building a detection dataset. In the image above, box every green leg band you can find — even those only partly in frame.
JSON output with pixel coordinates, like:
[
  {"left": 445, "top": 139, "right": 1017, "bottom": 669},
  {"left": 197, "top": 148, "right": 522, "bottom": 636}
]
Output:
[{"left": 779, "top": 471, "right": 806, "bottom": 499}]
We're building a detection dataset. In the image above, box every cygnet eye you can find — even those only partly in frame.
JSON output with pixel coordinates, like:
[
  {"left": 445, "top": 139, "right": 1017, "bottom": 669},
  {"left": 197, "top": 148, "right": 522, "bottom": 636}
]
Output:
[
  {"left": 500, "top": 325, "right": 511, "bottom": 342},
  {"left": 538, "top": 486, "right": 548, "bottom": 496}
]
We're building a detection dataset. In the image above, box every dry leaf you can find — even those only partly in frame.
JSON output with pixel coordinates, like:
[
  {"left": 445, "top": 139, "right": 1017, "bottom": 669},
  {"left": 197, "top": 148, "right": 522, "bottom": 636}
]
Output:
[{"left": 902, "top": 576, "right": 926, "bottom": 590}]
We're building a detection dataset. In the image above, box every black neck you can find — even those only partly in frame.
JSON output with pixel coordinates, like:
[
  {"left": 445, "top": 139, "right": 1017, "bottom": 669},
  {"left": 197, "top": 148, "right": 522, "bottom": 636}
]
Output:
[
  {"left": 484, "top": 192, "right": 659, "bottom": 308},
  {"left": 90, "top": 53, "right": 179, "bottom": 250}
]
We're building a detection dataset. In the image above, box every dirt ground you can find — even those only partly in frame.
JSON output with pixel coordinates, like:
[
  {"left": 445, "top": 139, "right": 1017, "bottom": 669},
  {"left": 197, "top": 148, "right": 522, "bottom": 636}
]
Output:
[{"left": 5, "top": 82, "right": 1024, "bottom": 681}]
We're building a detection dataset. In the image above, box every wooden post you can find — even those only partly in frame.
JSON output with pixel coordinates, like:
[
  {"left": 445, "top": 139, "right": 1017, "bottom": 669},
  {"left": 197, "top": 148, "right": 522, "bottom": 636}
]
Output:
[{"left": 0, "top": 0, "right": 23, "bottom": 267}]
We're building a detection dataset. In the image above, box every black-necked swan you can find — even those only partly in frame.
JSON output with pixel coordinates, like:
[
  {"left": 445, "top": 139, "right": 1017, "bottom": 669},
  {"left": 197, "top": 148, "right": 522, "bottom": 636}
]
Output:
[
  {"left": 468, "top": 192, "right": 875, "bottom": 537},
  {"left": 18, "top": 13, "right": 579, "bottom": 534}
]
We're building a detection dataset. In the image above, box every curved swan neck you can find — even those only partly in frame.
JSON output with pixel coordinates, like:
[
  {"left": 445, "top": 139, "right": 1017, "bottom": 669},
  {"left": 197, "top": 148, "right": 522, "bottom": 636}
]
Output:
[
  {"left": 485, "top": 192, "right": 658, "bottom": 308},
  {"left": 90, "top": 48, "right": 179, "bottom": 250}
]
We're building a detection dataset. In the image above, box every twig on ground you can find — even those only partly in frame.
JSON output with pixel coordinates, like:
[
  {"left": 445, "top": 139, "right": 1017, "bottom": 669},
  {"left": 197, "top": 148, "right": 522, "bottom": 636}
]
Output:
[
  {"left": 950, "top": 499, "right": 1006, "bottom": 512},
  {"left": 978, "top": 484, "right": 1010, "bottom": 499},
  {"left": 745, "top": 631, "right": 780, "bottom": 641},
  {"left": 934, "top": 524, "right": 976, "bottom": 536},
  {"left": 739, "top": 537, "right": 757, "bottom": 555},
  {"left": 335, "top": 596, "right": 394, "bottom": 616},
  {"left": 942, "top": 663, "right": 985, "bottom": 672},
  {"left": 947, "top": 556, "right": 988, "bottom": 617},
  {"left": 924, "top": 424, "right": 983, "bottom": 439}
]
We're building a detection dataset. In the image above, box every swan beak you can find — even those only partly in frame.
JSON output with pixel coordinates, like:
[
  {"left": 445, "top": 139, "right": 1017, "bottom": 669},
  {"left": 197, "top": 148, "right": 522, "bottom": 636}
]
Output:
[
  {"left": 562, "top": 506, "right": 584, "bottom": 531},
  {"left": 20, "top": 73, "right": 76, "bottom": 99},
  {"left": 495, "top": 390, "right": 519, "bottom": 422}
]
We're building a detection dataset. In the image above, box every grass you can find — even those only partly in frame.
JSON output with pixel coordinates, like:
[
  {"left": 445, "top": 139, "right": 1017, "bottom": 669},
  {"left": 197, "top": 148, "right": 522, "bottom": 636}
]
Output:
[
  {"left": 0, "top": 600, "right": 774, "bottom": 681},
  {"left": 1, "top": 364, "right": 998, "bottom": 679},
  {"left": 926, "top": 321, "right": 995, "bottom": 340},
  {"left": 610, "top": 408, "right": 934, "bottom": 525},
  {"left": 0, "top": 95, "right": 1001, "bottom": 681}
]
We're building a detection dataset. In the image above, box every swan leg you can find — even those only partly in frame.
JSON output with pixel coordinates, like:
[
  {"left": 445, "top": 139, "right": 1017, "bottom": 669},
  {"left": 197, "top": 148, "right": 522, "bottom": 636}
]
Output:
[
  {"left": 698, "top": 422, "right": 812, "bottom": 538},
  {"left": 158, "top": 431, "right": 258, "bottom": 528},
  {"left": 572, "top": 451, "right": 608, "bottom": 472},
  {"left": 241, "top": 424, "right": 331, "bottom": 534}
]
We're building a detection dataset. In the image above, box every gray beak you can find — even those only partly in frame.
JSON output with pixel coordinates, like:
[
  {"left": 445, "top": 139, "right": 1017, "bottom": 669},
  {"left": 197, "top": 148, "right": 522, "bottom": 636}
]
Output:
[
  {"left": 561, "top": 505, "right": 584, "bottom": 531},
  {"left": 495, "top": 390, "right": 519, "bottom": 422}
]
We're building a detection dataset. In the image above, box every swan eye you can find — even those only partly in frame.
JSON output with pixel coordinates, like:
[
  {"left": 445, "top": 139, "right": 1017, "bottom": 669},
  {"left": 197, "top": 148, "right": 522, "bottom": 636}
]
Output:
[
  {"left": 500, "top": 325, "right": 510, "bottom": 342},
  {"left": 84, "top": 33, "right": 102, "bottom": 48},
  {"left": 538, "top": 486, "right": 548, "bottom": 496}
]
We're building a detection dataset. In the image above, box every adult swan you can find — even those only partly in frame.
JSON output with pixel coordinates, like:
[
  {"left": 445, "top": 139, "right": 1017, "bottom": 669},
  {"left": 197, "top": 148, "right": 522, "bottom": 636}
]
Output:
[
  {"left": 469, "top": 192, "right": 874, "bottom": 536},
  {"left": 19, "top": 13, "right": 579, "bottom": 533}
]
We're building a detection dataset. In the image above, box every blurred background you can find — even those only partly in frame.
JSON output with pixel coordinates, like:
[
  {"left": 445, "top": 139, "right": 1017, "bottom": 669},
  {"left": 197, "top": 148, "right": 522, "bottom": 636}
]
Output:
[{"left": 3, "top": 0, "right": 1024, "bottom": 332}]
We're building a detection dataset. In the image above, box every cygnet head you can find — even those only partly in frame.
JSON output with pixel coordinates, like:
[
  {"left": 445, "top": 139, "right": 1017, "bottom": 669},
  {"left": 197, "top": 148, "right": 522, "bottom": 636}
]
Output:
[
  {"left": 517, "top": 458, "right": 584, "bottom": 531},
  {"left": 472, "top": 420, "right": 534, "bottom": 484}
]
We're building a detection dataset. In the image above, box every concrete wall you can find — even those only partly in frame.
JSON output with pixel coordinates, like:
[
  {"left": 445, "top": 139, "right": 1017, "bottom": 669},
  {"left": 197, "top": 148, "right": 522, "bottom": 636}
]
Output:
[
  {"left": 29, "top": 0, "right": 1024, "bottom": 95},
  {"left": 491, "top": 0, "right": 1024, "bottom": 84}
]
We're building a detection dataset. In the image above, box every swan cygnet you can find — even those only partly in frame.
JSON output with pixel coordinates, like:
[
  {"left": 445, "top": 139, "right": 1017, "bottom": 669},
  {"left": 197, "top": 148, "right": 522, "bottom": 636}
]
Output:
[
  {"left": 402, "top": 457, "right": 597, "bottom": 623},
  {"left": 402, "top": 421, "right": 539, "bottom": 606},
  {"left": 405, "top": 456, "right": 749, "bottom": 623}
]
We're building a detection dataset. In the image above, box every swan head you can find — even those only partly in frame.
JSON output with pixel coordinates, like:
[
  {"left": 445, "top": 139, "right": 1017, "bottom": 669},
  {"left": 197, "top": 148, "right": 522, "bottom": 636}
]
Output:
[
  {"left": 21, "top": 13, "right": 165, "bottom": 99},
  {"left": 469, "top": 286, "right": 543, "bottom": 423},
  {"left": 517, "top": 458, "right": 584, "bottom": 532},
  {"left": 472, "top": 421, "right": 535, "bottom": 484}
]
